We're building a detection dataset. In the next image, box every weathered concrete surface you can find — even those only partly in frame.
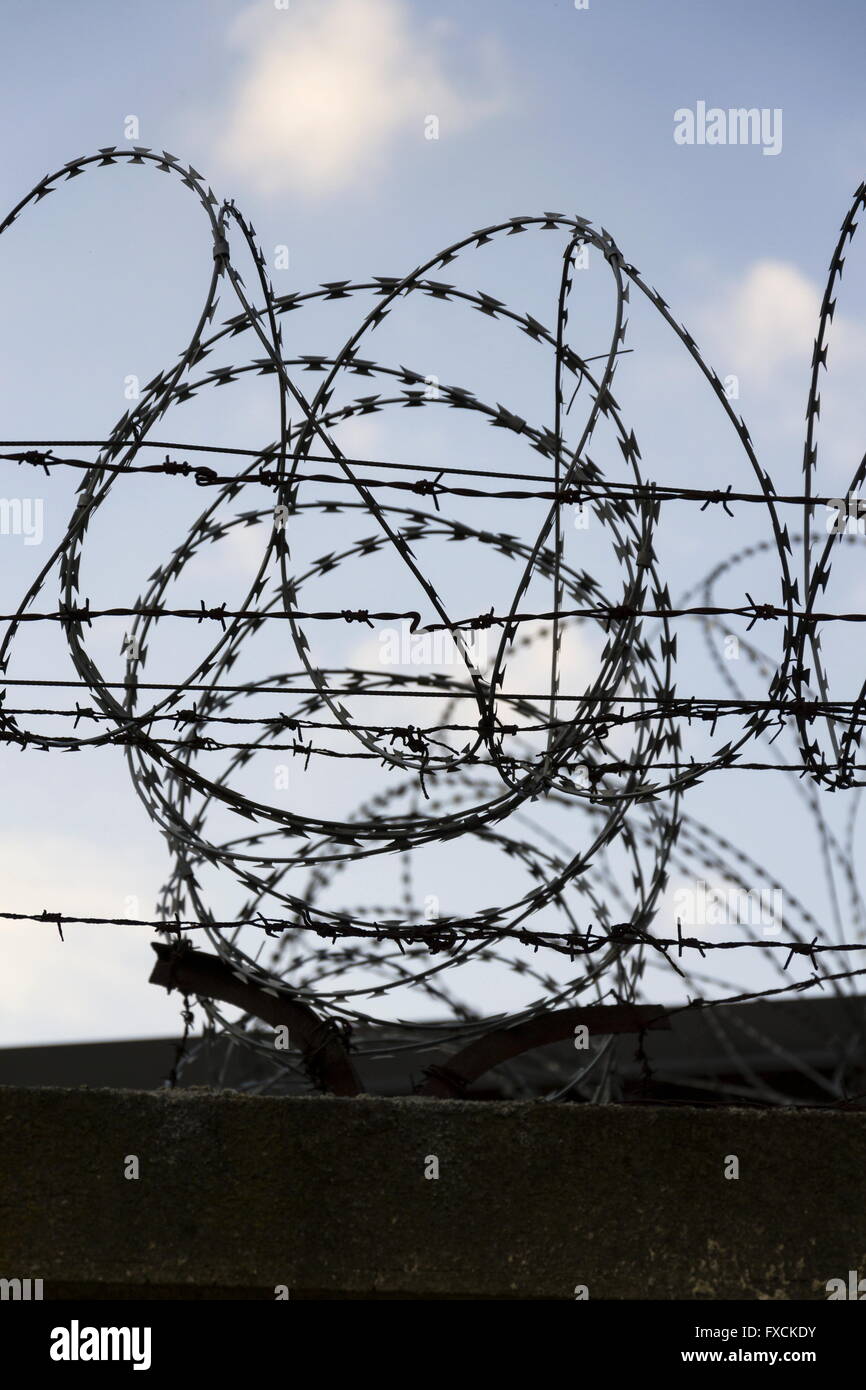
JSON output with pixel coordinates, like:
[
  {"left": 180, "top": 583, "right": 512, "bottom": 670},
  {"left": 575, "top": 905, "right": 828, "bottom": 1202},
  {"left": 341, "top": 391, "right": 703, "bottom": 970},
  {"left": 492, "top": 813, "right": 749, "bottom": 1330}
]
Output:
[{"left": 1, "top": 1087, "right": 864, "bottom": 1299}]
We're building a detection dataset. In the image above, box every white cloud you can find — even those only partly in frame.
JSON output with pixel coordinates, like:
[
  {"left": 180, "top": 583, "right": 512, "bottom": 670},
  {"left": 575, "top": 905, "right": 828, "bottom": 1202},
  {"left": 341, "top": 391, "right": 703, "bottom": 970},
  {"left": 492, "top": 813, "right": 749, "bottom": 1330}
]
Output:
[
  {"left": 709, "top": 260, "right": 819, "bottom": 382},
  {"left": 693, "top": 257, "right": 866, "bottom": 478},
  {"left": 496, "top": 620, "right": 599, "bottom": 700},
  {"left": 213, "top": 0, "right": 505, "bottom": 197},
  {"left": 345, "top": 616, "right": 599, "bottom": 750},
  {"left": 701, "top": 258, "right": 866, "bottom": 385}
]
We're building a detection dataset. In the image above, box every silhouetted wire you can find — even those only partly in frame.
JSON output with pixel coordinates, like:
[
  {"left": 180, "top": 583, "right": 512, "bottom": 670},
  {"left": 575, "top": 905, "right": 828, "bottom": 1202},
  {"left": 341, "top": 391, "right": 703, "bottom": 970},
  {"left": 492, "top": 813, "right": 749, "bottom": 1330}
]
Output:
[{"left": 3, "top": 147, "right": 866, "bottom": 1099}]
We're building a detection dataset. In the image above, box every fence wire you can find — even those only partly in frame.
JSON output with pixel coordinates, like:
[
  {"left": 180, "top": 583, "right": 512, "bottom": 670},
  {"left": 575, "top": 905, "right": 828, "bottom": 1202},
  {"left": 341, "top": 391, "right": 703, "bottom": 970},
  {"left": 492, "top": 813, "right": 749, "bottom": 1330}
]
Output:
[{"left": 3, "top": 148, "right": 866, "bottom": 1101}]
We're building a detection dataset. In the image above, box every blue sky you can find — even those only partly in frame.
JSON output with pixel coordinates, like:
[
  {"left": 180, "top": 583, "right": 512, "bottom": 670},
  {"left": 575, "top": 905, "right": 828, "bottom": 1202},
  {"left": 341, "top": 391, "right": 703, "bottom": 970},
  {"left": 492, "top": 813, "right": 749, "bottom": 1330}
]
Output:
[{"left": 1, "top": 0, "right": 866, "bottom": 1046}]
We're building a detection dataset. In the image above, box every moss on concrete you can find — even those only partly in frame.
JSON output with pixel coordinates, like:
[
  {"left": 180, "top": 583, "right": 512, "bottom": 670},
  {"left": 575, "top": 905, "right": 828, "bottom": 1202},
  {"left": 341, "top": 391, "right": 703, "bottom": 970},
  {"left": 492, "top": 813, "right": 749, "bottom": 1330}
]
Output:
[{"left": 1, "top": 1087, "right": 864, "bottom": 1299}]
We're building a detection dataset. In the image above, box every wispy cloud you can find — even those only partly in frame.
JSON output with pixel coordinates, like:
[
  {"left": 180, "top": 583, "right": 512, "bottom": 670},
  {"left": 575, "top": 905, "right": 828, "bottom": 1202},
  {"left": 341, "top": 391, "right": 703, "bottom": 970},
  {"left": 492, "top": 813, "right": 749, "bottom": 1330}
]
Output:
[
  {"left": 209, "top": 0, "right": 506, "bottom": 198},
  {"left": 700, "top": 258, "right": 866, "bottom": 386},
  {"left": 711, "top": 259, "right": 819, "bottom": 383},
  {"left": 692, "top": 258, "right": 866, "bottom": 478}
]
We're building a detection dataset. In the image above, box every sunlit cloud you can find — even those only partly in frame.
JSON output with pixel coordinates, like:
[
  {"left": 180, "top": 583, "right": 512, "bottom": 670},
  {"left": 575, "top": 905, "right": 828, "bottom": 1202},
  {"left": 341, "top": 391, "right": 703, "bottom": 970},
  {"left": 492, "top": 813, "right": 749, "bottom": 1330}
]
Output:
[{"left": 212, "top": 0, "right": 506, "bottom": 198}]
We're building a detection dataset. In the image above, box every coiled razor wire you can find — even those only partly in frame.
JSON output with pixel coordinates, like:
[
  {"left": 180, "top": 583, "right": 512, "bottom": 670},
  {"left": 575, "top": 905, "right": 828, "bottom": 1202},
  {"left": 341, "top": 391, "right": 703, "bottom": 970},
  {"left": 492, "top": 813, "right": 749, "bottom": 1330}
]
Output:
[{"left": 2, "top": 148, "right": 866, "bottom": 1100}]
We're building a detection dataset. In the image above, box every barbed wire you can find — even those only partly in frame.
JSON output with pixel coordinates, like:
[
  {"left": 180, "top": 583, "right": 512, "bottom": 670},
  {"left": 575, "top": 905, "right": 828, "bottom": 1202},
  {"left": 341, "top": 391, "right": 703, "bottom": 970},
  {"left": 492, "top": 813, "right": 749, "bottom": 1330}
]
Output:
[
  {"left": 3, "top": 146, "right": 866, "bottom": 1100},
  {"left": 5, "top": 435, "right": 866, "bottom": 510}
]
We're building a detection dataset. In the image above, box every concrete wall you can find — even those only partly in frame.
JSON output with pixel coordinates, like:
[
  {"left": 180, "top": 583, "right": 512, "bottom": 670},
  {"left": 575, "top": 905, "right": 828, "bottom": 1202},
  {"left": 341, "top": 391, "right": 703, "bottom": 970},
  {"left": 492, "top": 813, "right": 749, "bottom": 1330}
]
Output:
[{"left": 1, "top": 1086, "right": 864, "bottom": 1299}]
